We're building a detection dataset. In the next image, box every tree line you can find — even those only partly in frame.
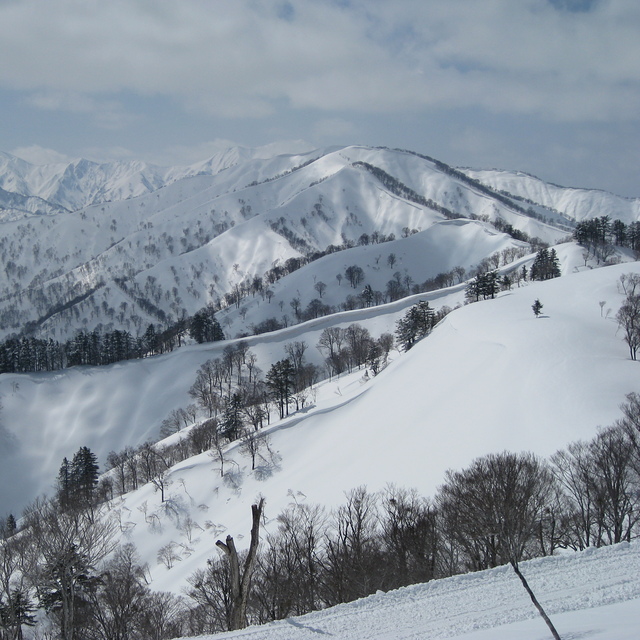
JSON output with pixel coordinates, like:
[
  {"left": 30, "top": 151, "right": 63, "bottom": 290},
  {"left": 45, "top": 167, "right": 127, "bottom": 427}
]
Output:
[
  {"left": 171, "top": 392, "right": 640, "bottom": 633},
  {"left": 574, "top": 215, "right": 640, "bottom": 264},
  {"left": 100, "top": 323, "right": 402, "bottom": 506},
  {"left": 0, "top": 306, "right": 224, "bottom": 374}
]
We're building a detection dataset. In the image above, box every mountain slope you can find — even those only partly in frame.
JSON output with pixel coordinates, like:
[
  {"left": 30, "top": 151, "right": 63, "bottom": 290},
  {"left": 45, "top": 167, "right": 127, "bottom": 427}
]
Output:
[
  {"left": 0, "top": 146, "right": 569, "bottom": 342},
  {"left": 0, "top": 144, "right": 313, "bottom": 213},
  {"left": 1, "top": 261, "right": 637, "bottom": 586}
]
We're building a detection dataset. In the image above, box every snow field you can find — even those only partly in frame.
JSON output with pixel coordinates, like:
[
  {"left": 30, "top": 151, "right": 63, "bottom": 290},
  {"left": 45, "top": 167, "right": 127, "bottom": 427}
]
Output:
[{"left": 180, "top": 541, "right": 640, "bottom": 640}]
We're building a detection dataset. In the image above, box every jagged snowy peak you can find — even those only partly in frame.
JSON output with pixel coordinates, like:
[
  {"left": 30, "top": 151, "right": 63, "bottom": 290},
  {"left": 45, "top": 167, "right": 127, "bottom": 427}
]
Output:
[
  {"left": 0, "top": 151, "right": 164, "bottom": 210},
  {"left": 0, "top": 142, "right": 318, "bottom": 214},
  {"left": 461, "top": 167, "right": 640, "bottom": 225},
  {"left": 172, "top": 141, "right": 317, "bottom": 181}
]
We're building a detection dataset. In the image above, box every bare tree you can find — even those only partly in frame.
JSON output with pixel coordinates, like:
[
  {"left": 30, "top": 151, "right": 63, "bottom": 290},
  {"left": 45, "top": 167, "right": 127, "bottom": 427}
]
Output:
[
  {"left": 215, "top": 498, "right": 265, "bottom": 630},
  {"left": 589, "top": 426, "right": 639, "bottom": 545},
  {"left": 436, "top": 452, "right": 560, "bottom": 640},
  {"left": 239, "top": 429, "right": 271, "bottom": 471},
  {"left": 322, "top": 486, "right": 382, "bottom": 606},
  {"left": 137, "top": 443, "right": 172, "bottom": 502},
  {"left": 189, "top": 359, "right": 224, "bottom": 417},
  {"left": 87, "top": 543, "right": 150, "bottom": 640},
  {"left": 284, "top": 340, "right": 308, "bottom": 372},
  {"left": 187, "top": 555, "right": 234, "bottom": 634},
  {"left": 313, "top": 281, "right": 327, "bottom": 298},
  {"left": 616, "top": 293, "right": 640, "bottom": 360},
  {"left": 253, "top": 502, "right": 326, "bottom": 620},
  {"left": 24, "top": 498, "right": 117, "bottom": 640},
  {"left": 551, "top": 441, "right": 598, "bottom": 550},
  {"left": 0, "top": 521, "right": 37, "bottom": 640},
  {"left": 380, "top": 485, "right": 439, "bottom": 588},
  {"left": 617, "top": 391, "right": 640, "bottom": 469}
]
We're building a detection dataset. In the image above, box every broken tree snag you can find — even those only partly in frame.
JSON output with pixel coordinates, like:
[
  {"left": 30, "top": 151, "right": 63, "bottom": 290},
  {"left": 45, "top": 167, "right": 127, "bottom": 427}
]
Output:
[{"left": 216, "top": 497, "right": 265, "bottom": 631}]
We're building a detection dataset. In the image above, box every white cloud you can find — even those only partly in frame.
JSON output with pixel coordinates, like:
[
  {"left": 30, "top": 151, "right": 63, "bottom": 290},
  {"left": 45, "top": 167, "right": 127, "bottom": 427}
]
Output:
[
  {"left": 0, "top": 0, "right": 638, "bottom": 124},
  {"left": 25, "top": 91, "right": 137, "bottom": 129},
  {"left": 10, "top": 145, "right": 72, "bottom": 165}
]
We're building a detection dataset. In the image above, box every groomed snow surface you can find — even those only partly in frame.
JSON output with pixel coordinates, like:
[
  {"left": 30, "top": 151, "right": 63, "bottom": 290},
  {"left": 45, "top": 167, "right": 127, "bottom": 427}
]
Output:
[{"left": 178, "top": 541, "right": 640, "bottom": 640}]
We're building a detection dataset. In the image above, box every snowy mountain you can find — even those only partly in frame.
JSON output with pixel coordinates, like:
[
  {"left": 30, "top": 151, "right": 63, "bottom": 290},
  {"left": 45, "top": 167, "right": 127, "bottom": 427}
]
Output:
[
  {"left": 1, "top": 257, "right": 637, "bottom": 567},
  {"left": 0, "top": 145, "right": 585, "bottom": 342},
  {"left": 1, "top": 143, "right": 640, "bottom": 640},
  {"left": 461, "top": 166, "right": 640, "bottom": 225},
  {"left": 0, "top": 143, "right": 315, "bottom": 214}
]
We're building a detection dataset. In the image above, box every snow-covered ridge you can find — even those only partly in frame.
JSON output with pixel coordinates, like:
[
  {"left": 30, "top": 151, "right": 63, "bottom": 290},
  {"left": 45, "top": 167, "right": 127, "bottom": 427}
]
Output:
[
  {"left": 0, "top": 143, "right": 317, "bottom": 213},
  {"left": 2, "top": 259, "right": 637, "bottom": 558},
  {"left": 461, "top": 166, "right": 640, "bottom": 225}
]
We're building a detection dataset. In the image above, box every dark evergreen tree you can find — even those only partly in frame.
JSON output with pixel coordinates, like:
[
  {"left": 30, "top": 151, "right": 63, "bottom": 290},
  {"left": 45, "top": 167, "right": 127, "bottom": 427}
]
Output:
[
  {"left": 266, "top": 359, "right": 295, "bottom": 419},
  {"left": 4, "top": 514, "right": 16, "bottom": 538},
  {"left": 481, "top": 270, "right": 500, "bottom": 298},
  {"left": 220, "top": 393, "right": 244, "bottom": 442},
  {"left": 532, "top": 299, "right": 543, "bottom": 318},
  {"left": 530, "top": 249, "right": 561, "bottom": 281},
  {"left": 190, "top": 306, "right": 225, "bottom": 344},
  {"left": 0, "top": 588, "right": 36, "bottom": 640},
  {"left": 64, "top": 446, "right": 100, "bottom": 508},
  {"left": 56, "top": 457, "right": 73, "bottom": 510},
  {"left": 142, "top": 323, "right": 159, "bottom": 356},
  {"left": 395, "top": 301, "right": 436, "bottom": 351},
  {"left": 465, "top": 275, "right": 483, "bottom": 303},
  {"left": 612, "top": 219, "right": 627, "bottom": 246}
]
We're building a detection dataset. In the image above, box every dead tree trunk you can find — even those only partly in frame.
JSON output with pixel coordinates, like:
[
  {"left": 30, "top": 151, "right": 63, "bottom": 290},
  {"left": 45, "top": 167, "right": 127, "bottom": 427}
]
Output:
[
  {"left": 216, "top": 498, "right": 264, "bottom": 630},
  {"left": 510, "top": 560, "right": 561, "bottom": 640}
]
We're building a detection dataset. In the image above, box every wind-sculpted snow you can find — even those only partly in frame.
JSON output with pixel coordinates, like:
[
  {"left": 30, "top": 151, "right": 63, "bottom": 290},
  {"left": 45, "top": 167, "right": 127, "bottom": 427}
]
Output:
[{"left": 183, "top": 541, "right": 640, "bottom": 639}]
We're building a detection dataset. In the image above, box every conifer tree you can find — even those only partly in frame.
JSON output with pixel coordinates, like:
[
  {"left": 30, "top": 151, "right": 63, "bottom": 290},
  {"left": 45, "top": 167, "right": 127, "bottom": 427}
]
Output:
[
  {"left": 221, "top": 393, "right": 245, "bottom": 442},
  {"left": 266, "top": 359, "right": 295, "bottom": 419},
  {"left": 71, "top": 446, "right": 99, "bottom": 505},
  {"left": 532, "top": 299, "right": 544, "bottom": 318},
  {"left": 190, "top": 306, "right": 225, "bottom": 344},
  {"left": 395, "top": 301, "right": 435, "bottom": 351},
  {"left": 56, "top": 457, "right": 72, "bottom": 510}
]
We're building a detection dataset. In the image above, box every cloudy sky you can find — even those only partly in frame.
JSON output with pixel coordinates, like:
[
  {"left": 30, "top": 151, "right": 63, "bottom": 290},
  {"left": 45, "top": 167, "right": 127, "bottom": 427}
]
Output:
[{"left": 1, "top": 0, "right": 639, "bottom": 196}]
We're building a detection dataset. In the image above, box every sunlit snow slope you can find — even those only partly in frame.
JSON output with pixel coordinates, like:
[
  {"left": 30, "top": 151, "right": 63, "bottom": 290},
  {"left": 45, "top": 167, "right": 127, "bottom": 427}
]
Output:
[{"left": 2, "top": 260, "right": 638, "bottom": 595}]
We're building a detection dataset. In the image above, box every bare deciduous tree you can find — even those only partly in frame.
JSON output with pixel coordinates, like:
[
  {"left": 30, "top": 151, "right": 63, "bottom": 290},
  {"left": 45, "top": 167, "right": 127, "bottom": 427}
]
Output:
[
  {"left": 437, "top": 452, "right": 560, "bottom": 640},
  {"left": 24, "top": 498, "right": 117, "bottom": 640},
  {"left": 215, "top": 498, "right": 265, "bottom": 631}
]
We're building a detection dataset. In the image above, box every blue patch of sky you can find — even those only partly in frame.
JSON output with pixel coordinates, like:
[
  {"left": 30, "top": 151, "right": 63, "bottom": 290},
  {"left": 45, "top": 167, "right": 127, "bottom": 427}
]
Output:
[
  {"left": 276, "top": 1, "right": 295, "bottom": 22},
  {"left": 548, "top": 0, "right": 599, "bottom": 13}
]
